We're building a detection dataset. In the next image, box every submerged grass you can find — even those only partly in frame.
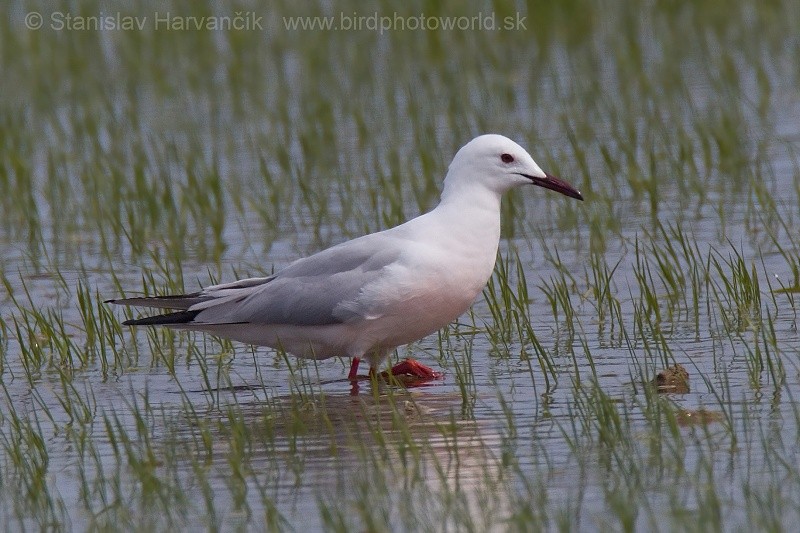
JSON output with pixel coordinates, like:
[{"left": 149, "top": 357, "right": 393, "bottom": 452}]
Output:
[{"left": 1, "top": 0, "right": 800, "bottom": 530}]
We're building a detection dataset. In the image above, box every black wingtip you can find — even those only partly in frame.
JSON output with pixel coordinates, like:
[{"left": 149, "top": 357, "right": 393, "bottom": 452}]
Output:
[{"left": 122, "top": 309, "right": 201, "bottom": 326}]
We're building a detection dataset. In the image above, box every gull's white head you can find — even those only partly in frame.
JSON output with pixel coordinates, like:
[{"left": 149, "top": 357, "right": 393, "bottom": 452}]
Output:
[{"left": 442, "top": 134, "right": 583, "bottom": 201}]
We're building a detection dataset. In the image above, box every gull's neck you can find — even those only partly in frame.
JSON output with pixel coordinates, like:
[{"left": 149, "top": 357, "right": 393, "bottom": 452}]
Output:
[
  {"left": 439, "top": 166, "right": 504, "bottom": 216},
  {"left": 429, "top": 174, "right": 504, "bottom": 248}
]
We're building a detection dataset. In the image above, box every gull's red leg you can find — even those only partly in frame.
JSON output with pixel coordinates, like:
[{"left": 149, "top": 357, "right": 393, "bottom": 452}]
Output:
[{"left": 348, "top": 357, "right": 361, "bottom": 381}]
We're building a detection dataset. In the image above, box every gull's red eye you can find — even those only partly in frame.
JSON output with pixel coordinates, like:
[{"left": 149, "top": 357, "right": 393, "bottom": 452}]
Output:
[{"left": 501, "top": 153, "right": 514, "bottom": 164}]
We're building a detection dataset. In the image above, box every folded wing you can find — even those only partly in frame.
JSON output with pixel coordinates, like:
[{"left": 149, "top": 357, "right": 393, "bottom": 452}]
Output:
[{"left": 109, "top": 233, "right": 404, "bottom": 327}]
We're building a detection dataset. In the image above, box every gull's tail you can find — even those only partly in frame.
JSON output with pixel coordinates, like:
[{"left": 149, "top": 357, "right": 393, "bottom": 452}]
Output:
[
  {"left": 105, "top": 293, "right": 210, "bottom": 310},
  {"left": 105, "top": 293, "right": 210, "bottom": 326},
  {"left": 105, "top": 275, "right": 275, "bottom": 327}
]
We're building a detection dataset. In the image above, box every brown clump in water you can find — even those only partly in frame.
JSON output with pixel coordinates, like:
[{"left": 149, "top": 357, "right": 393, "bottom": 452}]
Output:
[{"left": 653, "top": 364, "right": 690, "bottom": 394}]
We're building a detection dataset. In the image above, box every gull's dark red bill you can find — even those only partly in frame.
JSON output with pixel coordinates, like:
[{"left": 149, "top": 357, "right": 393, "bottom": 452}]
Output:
[{"left": 519, "top": 172, "right": 584, "bottom": 201}]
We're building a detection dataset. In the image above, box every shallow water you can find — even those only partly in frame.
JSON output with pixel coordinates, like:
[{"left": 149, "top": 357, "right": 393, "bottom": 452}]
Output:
[{"left": 2, "top": 0, "right": 800, "bottom": 531}]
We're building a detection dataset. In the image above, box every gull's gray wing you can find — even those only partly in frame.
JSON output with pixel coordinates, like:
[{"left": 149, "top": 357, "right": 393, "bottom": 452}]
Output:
[{"left": 192, "top": 233, "right": 404, "bottom": 326}]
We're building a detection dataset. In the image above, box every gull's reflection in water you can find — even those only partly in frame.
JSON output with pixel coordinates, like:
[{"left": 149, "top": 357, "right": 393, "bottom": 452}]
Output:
[{"left": 189, "top": 385, "right": 510, "bottom": 530}]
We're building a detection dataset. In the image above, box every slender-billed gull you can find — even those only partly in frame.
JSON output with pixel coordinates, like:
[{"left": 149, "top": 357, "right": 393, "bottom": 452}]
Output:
[{"left": 108, "top": 134, "right": 583, "bottom": 384}]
